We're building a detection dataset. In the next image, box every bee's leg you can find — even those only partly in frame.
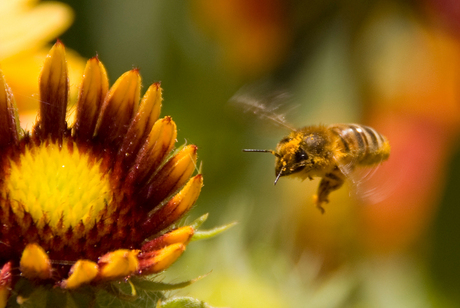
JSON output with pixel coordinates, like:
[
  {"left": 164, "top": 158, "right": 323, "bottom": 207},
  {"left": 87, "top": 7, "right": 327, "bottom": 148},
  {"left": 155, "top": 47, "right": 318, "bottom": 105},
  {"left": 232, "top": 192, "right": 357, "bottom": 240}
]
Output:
[{"left": 314, "top": 169, "right": 345, "bottom": 214}]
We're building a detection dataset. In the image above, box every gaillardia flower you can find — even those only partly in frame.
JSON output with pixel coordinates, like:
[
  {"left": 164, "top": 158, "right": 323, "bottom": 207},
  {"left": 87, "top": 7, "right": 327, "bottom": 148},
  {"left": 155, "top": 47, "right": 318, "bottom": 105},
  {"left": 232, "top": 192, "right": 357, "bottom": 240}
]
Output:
[{"left": 0, "top": 41, "right": 204, "bottom": 304}]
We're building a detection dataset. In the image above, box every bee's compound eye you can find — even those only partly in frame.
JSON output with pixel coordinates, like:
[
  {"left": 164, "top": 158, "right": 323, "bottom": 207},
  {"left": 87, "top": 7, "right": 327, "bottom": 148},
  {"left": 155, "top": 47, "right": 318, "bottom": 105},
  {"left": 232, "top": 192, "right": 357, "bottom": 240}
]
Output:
[{"left": 295, "top": 148, "right": 308, "bottom": 162}]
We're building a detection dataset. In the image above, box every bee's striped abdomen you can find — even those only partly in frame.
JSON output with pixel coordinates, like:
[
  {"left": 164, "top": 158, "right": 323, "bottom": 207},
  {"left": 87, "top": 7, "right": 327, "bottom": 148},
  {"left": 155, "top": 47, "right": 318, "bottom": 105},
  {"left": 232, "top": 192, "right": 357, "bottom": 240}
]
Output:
[{"left": 328, "top": 124, "right": 390, "bottom": 166}]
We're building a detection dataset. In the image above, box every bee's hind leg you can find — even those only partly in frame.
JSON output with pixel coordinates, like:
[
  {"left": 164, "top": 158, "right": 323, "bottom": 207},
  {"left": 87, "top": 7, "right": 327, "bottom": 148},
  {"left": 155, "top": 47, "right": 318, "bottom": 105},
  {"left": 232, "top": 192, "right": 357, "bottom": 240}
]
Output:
[{"left": 314, "top": 169, "right": 345, "bottom": 214}]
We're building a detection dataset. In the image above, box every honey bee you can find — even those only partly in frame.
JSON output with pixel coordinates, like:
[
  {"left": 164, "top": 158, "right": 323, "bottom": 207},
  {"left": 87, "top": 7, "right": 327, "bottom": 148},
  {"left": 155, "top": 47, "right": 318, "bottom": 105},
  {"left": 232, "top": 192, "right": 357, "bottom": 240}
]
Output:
[
  {"left": 232, "top": 85, "right": 391, "bottom": 213},
  {"left": 244, "top": 124, "right": 390, "bottom": 214}
]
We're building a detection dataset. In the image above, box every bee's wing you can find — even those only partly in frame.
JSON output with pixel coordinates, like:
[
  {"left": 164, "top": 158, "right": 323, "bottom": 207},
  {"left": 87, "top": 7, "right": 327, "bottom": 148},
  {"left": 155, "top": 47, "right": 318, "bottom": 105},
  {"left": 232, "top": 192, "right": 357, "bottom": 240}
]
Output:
[
  {"left": 229, "top": 84, "right": 297, "bottom": 131},
  {"left": 337, "top": 157, "right": 395, "bottom": 205}
]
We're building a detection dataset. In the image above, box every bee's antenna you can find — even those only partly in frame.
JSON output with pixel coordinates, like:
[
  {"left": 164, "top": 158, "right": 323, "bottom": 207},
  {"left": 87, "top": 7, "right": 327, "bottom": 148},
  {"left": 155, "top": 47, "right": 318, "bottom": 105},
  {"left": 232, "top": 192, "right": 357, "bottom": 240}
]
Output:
[
  {"left": 242, "top": 149, "right": 280, "bottom": 158},
  {"left": 274, "top": 168, "right": 283, "bottom": 185},
  {"left": 243, "top": 149, "right": 284, "bottom": 184}
]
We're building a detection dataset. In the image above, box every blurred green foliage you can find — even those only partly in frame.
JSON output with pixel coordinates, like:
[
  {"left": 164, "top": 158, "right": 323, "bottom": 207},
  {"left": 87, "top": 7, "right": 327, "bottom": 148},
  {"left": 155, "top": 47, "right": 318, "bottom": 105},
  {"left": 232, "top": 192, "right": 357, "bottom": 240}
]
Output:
[{"left": 430, "top": 143, "right": 460, "bottom": 306}]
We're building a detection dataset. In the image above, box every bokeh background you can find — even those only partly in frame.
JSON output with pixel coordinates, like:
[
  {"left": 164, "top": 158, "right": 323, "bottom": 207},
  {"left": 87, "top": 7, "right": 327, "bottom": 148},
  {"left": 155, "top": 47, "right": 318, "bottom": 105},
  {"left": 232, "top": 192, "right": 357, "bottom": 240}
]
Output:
[{"left": 2, "top": 0, "right": 460, "bottom": 307}]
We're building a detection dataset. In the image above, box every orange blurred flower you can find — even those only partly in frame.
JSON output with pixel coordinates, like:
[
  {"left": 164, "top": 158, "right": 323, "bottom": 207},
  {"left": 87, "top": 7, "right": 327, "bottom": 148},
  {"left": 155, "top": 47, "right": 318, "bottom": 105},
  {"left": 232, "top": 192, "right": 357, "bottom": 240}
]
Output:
[
  {"left": 359, "top": 10, "right": 460, "bottom": 253},
  {"left": 192, "top": 0, "right": 291, "bottom": 78}
]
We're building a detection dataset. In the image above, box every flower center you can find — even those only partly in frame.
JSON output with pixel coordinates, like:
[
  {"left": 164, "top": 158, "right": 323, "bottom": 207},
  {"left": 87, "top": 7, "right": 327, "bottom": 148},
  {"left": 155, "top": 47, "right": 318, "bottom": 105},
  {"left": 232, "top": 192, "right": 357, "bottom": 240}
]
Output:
[{"left": 6, "top": 139, "right": 113, "bottom": 230}]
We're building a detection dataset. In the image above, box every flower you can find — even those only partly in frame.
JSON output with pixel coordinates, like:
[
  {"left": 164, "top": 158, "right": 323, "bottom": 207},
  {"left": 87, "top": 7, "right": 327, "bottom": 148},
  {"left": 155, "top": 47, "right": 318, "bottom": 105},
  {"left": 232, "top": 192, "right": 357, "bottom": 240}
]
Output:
[
  {"left": 0, "top": 0, "right": 85, "bottom": 127},
  {"left": 192, "top": 0, "right": 291, "bottom": 78},
  {"left": 0, "top": 41, "right": 203, "bottom": 304}
]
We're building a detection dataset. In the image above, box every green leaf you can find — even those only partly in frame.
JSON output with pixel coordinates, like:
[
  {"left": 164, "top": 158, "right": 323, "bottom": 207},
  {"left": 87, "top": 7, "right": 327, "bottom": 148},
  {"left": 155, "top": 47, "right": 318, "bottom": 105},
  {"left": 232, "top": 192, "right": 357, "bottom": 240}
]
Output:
[
  {"left": 7, "top": 278, "right": 47, "bottom": 308},
  {"left": 197, "top": 161, "right": 203, "bottom": 174},
  {"left": 7, "top": 278, "right": 169, "bottom": 308},
  {"left": 101, "top": 280, "right": 139, "bottom": 301},
  {"left": 159, "top": 297, "right": 219, "bottom": 308},
  {"left": 130, "top": 274, "right": 207, "bottom": 291},
  {"left": 167, "top": 143, "right": 187, "bottom": 160},
  {"left": 192, "top": 221, "right": 237, "bottom": 242},
  {"left": 65, "top": 287, "right": 94, "bottom": 308},
  {"left": 189, "top": 213, "right": 209, "bottom": 230},
  {"left": 45, "top": 289, "right": 69, "bottom": 308},
  {"left": 94, "top": 281, "right": 164, "bottom": 308}
]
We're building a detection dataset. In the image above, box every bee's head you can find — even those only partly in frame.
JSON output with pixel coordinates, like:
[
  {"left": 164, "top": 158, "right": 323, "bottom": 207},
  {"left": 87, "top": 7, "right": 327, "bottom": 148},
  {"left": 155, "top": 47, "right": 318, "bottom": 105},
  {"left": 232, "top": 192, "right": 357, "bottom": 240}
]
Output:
[
  {"left": 272, "top": 135, "right": 311, "bottom": 181},
  {"left": 243, "top": 132, "right": 318, "bottom": 184},
  {"left": 244, "top": 127, "right": 333, "bottom": 184},
  {"left": 274, "top": 131, "right": 329, "bottom": 183}
]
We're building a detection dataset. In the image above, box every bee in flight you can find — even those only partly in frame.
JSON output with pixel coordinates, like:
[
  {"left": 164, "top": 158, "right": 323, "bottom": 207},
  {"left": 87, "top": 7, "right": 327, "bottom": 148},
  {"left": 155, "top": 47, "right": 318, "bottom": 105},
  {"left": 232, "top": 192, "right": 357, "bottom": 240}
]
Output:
[{"left": 244, "top": 123, "right": 390, "bottom": 213}]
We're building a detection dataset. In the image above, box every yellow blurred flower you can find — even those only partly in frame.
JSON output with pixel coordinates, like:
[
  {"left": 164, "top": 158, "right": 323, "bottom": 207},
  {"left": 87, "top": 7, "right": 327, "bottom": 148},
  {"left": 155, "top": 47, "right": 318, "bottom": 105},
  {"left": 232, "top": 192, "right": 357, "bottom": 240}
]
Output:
[{"left": 0, "top": 0, "right": 85, "bottom": 127}]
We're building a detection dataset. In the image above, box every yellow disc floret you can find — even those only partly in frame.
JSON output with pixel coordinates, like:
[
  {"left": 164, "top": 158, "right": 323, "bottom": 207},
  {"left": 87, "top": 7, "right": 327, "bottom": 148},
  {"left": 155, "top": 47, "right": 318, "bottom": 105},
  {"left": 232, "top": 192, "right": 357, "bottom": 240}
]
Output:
[{"left": 6, "top": 139, "right": 113, "bottom": 230}]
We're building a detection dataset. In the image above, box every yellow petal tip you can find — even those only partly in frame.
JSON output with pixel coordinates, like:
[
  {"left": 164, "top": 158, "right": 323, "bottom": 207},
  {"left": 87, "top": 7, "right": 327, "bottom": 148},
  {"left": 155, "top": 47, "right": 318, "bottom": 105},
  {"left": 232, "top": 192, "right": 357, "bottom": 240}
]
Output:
[
  {"left": 139, "top": 243, "right": 185, "bottom": 275},
  {"left": 61, "top": 260, "right": 98, "bottom": 289},
  {"left": 142, "top": 226, "right": 194, "bottom": 252},
  {"left": 20, "top": 244, "right": 52, "bottom": 280},
  {"left": 98, "top": 249, "right": 140, "bottom": 280}
]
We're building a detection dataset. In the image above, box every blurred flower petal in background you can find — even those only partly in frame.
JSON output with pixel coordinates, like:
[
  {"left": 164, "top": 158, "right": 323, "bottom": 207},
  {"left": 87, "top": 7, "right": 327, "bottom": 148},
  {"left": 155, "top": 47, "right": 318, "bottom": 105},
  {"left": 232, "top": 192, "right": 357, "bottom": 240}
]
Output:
[
  {"left": 0, "top": 0, "right": 84, "bottom": 127},
  {"left": 192, "top": 0, "right": 291, "bottom": 79},
  {"left": 358, "top": 5, "right": 460, "bottom": 254}
]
